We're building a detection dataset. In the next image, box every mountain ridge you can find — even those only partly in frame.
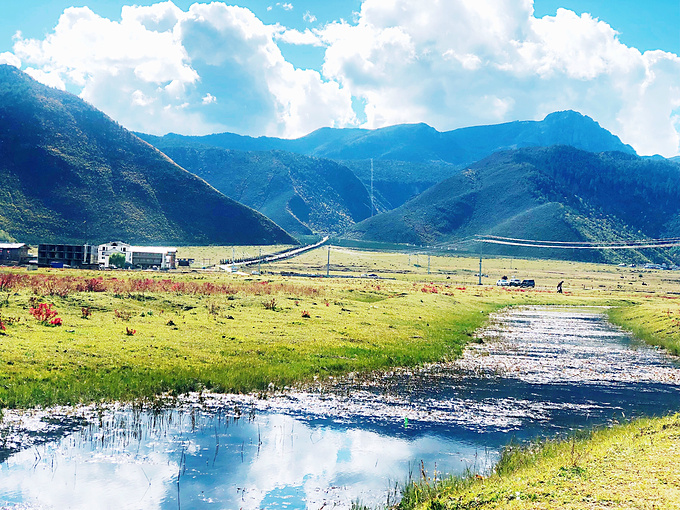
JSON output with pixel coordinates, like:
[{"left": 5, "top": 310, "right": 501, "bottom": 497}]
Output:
[
  {"left": 153, "top": 146, "right": 372, "bottom": 235},
  {"left": 139, "top": 110, "right": 636, "bottom": 165}
]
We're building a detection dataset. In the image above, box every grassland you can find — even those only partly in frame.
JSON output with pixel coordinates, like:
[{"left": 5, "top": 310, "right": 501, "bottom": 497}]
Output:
[{"left": 1, "top": 246, "right": 678, "bottom": 409}]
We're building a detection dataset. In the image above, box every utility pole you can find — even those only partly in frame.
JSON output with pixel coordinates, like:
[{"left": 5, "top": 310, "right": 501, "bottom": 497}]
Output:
[
  {"left": 370, "top": 158, "right": 374, "bottom": 217},
  {"left": 258, "top": 247, "right": 262, "bottom": 275},
  {"left": 427, "top": 254, "right": 431, "bottom": 275},
  {"left": 326, "top": 244, "right": 330, "bottom": 277},
  {"left": 478, "top": 241, "right": 483, "bottom": 286}
]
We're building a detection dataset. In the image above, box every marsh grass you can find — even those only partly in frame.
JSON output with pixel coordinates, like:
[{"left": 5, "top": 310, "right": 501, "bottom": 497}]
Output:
[
  {"left": 0, "top": 267, "right": 538, "bottom": 408},
  {"left": 607, "top": 299, "right": 680, "bottom": 355},
  {"left": 399, "top": 414, "right": 680, "bottom": 509}
]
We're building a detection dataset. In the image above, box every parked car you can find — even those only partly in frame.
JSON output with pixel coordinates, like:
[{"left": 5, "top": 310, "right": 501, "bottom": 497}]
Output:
[
  {"left": 520, "top": 279, "right": 535, "bottom": 288},
  {"left": 496, "top": 279, "right": 510, "bottom": 286},
  {"left": 509, "top": 278, "right": 522, "bottom": 286}
]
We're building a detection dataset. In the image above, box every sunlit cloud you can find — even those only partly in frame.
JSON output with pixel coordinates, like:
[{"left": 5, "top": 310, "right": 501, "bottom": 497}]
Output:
[
  {"left": 318, "top": 0, "right": 680, "bottom": 156},
  {"left": 10, "top": 2, "right": 354, "bottom": 138},
  {"left": 0, "top": 51, "right": 21, "bottom": 67},
  {"left": 5, "top": 0, "right": 679, "bottom": 156}
]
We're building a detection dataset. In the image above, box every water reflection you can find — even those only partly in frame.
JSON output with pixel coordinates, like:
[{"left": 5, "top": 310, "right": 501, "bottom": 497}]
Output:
[
  {"left": 1, "top": 307, "right": 680, "bottom": 509},
  {"left": 0, "top": 411, "right": 485, "bottom": 509}
]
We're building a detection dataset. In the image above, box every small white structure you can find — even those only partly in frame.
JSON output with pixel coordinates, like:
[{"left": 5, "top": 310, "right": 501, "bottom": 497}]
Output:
[
  {"left": 98, "top": 242, "right": 131, "bottom": 268},
  {"left": 98, "top": 242, "right": 177, "bottom": 269}
]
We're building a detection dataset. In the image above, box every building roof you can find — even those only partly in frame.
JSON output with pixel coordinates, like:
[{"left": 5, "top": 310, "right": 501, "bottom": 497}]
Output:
[
  {"left": 0, "top": 243, "right": 27, "bottom": 249},
  {"left": 128, "top": 246, "right": 177, "bottom": 254}
]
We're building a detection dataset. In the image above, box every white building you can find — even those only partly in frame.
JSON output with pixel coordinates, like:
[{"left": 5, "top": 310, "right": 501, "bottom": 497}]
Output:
[{"left": 98, "top": 242, "right": 177, "bottom": 269}]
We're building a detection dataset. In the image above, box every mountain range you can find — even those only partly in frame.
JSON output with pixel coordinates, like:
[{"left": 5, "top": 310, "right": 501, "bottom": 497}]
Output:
[
  {"left": 139, "top": 110, "right": 635, "bottom": 164},
  {"left": 139, "top": 110, "right": 636, "bottom": 218},
  {"left": 3, "top": 63, "right": 679, "bottom": 265},
  {"left": 0, "top": 65, "right": 294, "bottom": 246}
]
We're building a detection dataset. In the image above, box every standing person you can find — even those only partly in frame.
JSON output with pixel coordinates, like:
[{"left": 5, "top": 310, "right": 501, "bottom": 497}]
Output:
[{"left": 557, "top": 280, "right": 564, "bottom": 293}]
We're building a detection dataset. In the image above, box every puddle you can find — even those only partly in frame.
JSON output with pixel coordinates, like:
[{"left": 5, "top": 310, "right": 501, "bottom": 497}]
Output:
[{"left": 1, "top": 307, "right": 679, "bottom": 509}]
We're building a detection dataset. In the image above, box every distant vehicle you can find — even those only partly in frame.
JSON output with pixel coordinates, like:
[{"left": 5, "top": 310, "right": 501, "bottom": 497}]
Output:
[
  {"left": 618, "top": 263, "right": 627, "bottom": 267},
  {"left": 496, "top": 279, "right": 510, "bottom": 286},
  {"left": 509, "top": 278, "right": 522, "bottom": 286},
  {"left": 520, "top": 279, "right": 535, "bottom": 288}
]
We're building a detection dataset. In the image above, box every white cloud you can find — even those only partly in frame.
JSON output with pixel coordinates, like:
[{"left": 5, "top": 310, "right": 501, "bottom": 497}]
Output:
[
  {"left": 10, "top": 2, "right": 354, "bottom": 138},
  {"left": 303, "top": 11, "right": 317, "bottom": 23},
  {"left": 318, "top": 0, "right": 680, "bottom": 156},
  {"left": 5, "top": 0, "right": 680, "bottom": 156},
  {"left": 0, "top": 51, "right": 21, "bottom": 67},
  {"left": 275, "top": 28, "right": 324, "bottom": 47}
]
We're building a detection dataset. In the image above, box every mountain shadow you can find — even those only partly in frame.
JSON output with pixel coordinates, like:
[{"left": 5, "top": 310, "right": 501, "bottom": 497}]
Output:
[{"left": 142, "top": 146, "right": 371, "bottom": 235}]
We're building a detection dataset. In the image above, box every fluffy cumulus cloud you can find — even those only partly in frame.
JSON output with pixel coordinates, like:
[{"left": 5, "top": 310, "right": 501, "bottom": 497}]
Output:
[
  {"left": 318, "top": 1, "right": 680, "bottom": 156},
  {"left": 10, "top": 1, "right": 354, "bottom": 137},
  {"left": 7, "top": 0, "right": 680, "bottom": 155}
]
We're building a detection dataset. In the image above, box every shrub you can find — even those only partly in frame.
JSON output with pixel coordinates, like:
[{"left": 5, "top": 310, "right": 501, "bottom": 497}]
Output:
[
  {"left": 301, "top": 310, "right": 311, "bottom": 318},
  {"left": 85, "top": 278, "right": 105, "bottom": 292},
  {"left": 81, "top": 307, "right": 92, "bottom": 319},
  {"left": 262, "top": 298, "right": 277, "bottom": 311},
  {"left": 108, "top": 252, "right": 126, "bottom": 268},
  {"left": 125, "top": 327, "right": 136, "bottom": 336},
  {"left": 50, "top": 317, "right": 63, "bottom": 326},
  {"left": 29, "top": 303, "right": 58, "bottom": 323},
  {"left": 114, "top": 309, "right": 133, "bottom": 321}
]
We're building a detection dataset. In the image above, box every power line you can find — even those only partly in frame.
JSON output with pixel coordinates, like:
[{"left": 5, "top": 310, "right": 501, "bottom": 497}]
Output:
[
  {"left": 475, "top": 236, "right": 680, "bottom": 250},
  {"left": 482, "top": 235, "right": 680, "bottom": 246}
]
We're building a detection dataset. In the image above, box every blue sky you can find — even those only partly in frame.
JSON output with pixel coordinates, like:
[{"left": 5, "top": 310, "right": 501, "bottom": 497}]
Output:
[{"left": 1, "top": 1, "right": 679, "bottom": 156}]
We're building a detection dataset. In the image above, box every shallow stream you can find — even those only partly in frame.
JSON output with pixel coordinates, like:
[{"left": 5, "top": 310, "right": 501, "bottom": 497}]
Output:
[{"left": 1, "top": 307, "right": 680, "bottom": 509}]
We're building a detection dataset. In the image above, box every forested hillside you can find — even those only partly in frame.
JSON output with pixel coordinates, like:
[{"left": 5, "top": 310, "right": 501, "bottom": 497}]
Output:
[
  {"left": 346, "top": 147, "right": 680, "bottom": 263},
  {"left": 146, "top": 146, "right": 371, "bottom": 235}
]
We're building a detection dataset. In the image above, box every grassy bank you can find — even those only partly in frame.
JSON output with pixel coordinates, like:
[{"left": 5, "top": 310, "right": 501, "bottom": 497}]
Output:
[
  {"left": 400, "top": 413, "right": 680, "bottom": 509},
  {"left": 607, "top": 299, "right": 680, "bottom": 355}
]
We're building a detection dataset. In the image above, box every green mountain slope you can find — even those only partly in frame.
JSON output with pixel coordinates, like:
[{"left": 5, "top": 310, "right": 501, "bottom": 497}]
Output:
[
  {"left": 346, "top": 147, "right": 680, "bottom": 263},
  {"left": 0, "top": 65, "right": 295, "bottom": 246},
  {"left": 142, "top": 146, "right": 371, "bottom": 235}
]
